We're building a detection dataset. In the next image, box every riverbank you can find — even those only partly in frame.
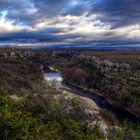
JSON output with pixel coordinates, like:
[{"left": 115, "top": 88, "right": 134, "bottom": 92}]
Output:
[
  {"left": 63, "top": 81, "right": 140, "bottom": 122},
  {"left": 44, "top": 68, "right": 111, "bottom": 134},
  {"left": 44, "top": 65, "right": 140, "bottom": 122},
  {"left": 43, "top": 66, "right": 140, "bottom": 138}
]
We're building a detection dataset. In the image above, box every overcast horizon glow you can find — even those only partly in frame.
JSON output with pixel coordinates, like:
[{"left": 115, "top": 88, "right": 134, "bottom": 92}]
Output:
[{"left": 0, "top": 0, "right": 140, "bottom": 49}]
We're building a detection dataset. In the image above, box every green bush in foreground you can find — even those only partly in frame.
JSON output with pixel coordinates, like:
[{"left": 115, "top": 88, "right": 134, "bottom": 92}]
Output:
[{"left": 0, "top": 87, "right": 105, "bottom": 140}]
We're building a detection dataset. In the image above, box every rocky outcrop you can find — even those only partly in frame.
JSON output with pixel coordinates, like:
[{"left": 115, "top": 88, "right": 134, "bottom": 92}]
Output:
[
  {"left": 0, "top": 49, "right": 35, "bottom": 59},
  {"left": 78, "top": 55, "right": 131, "bottom": 72}
]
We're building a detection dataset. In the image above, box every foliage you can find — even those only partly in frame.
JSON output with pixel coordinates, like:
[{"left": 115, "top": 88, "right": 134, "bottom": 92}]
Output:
[
  {"left": 0, "top": 86, "right": 105, "bottom": 140},
  {"left": 1, "top": 49, "right": 140, "bottom": 139}
]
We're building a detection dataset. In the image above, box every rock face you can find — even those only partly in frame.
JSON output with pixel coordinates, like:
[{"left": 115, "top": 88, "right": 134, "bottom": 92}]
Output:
[
  {"left": 79, "top": 55, "right": 131, "bottom": 72},
  {"left": 0, "top": 49, "right": 35, "bottom": 59},
  {"left": 3, "top": 53, "right": 8, "bottom": 58}
]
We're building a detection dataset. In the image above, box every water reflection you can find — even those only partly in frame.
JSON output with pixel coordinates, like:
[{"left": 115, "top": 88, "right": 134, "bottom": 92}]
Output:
[{"left": 45, "top": 72, "right": 63, "bottom": 87}]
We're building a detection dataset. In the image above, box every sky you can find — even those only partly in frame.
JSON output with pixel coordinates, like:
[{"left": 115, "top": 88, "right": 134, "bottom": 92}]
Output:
[{"left": 0, "top": 0, "right": 140, "bottom": 49}]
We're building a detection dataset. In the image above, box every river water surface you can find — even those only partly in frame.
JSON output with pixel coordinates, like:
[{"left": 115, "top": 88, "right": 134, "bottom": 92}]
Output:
[{"left": 44, "top": 70, "right": 140, "bottom": 123}]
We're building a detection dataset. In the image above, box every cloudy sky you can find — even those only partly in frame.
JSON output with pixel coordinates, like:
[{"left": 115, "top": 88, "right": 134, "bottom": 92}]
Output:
[{"left": 0, "top": 0, "right": 140, "bottom": 49}]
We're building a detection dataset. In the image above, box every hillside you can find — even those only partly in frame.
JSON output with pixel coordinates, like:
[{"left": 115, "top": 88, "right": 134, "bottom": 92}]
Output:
[
  {"left": 0, "top": 49, "right": 140, "bottom": 140},
  {"left": 0, "top": 49, "right": 105, "bottom": 140}
]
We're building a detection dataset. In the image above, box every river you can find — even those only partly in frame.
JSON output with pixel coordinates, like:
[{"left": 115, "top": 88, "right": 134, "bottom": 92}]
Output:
[{"left": 45, "top": 70, "right": 140, "bottom": 123}]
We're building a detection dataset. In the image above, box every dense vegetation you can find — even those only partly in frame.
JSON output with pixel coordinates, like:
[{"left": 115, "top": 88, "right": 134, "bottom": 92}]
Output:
[
  {"left": 0, "top": 49, "right": 140, "bottom": 139},
  {"left": 0, "top": 49, "right": 105, "bottom": 140},
  {"left": 0, "top": 86, "right": 107, "bottom": 140},
  {"left": 49, "top": 50, "right": 140, "bottom": 118},
  {"left": 38, "top": 49, "right": 140, "bottom": 139},
  {"left": 63, "top": 57, "right": 140, "bottom": 116}
]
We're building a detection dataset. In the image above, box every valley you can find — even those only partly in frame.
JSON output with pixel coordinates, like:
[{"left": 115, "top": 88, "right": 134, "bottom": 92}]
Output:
[{"left": 0, "top": 48, "right": 140, "bottom": 140}]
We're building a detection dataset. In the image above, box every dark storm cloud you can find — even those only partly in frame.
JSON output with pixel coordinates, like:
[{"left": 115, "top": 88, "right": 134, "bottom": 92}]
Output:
[
  {"left": 1, "top": 0, "right": 140, "bottom": 26},
  {"left": 0, "top": 28, "right": 65, "bottom": 43},
  {"left": 0, "top": 26, "right": 86, "bottom": 44},
  {"left": 31, "top": 0, "right": 140, "bottom": 27},
  {"left": 0, "top": 0, "right": 140, "bottom": 49},
  {"left": 90, "top": 0, "right": 140, "bottom": 28},
  {"left": 0, "top": 0, "right": 90, "bottom": 25}
]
